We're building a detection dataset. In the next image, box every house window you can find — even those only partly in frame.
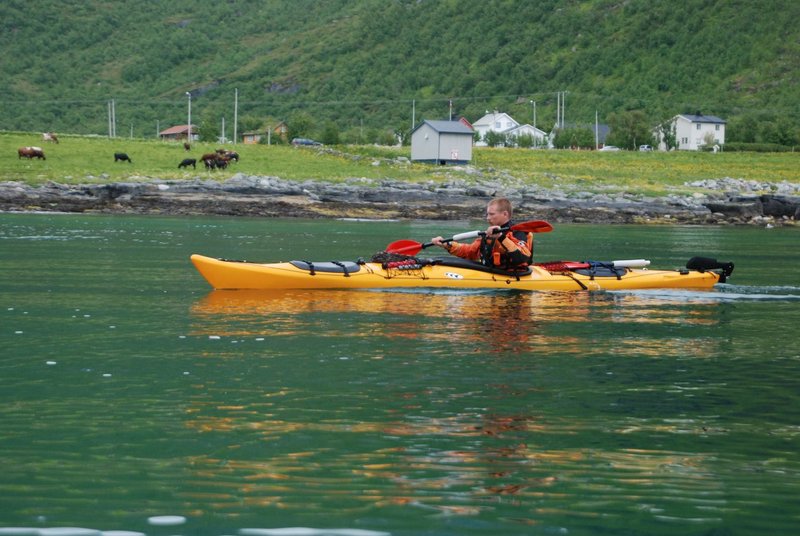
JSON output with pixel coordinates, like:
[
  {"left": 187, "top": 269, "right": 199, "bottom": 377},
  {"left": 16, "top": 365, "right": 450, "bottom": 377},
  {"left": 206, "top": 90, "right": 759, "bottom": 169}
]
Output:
[
  {"left": 696, "top": 124, "right": 701, "bottom": 130},
  {"left": 495, "top": 122, "right": 501, "bottom": 129},
  {"left": 507, "top": 121, "right": 513, "bottom": 128},
  {"left": 715, "top": 125, "right": 720, "bottom": 131}
]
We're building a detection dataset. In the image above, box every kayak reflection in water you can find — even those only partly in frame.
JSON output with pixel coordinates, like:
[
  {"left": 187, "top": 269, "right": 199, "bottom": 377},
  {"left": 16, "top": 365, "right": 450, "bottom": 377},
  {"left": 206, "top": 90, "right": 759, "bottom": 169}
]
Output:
[{"left": 431, "top": 198, "right": 534, "bottom": 270}]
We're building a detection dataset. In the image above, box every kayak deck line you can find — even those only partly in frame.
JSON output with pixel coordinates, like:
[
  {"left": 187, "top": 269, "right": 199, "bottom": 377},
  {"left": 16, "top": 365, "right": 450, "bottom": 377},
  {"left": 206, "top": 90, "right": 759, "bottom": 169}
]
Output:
[{"left": 190, "top": 254, "right": 734, "bottom": 292}]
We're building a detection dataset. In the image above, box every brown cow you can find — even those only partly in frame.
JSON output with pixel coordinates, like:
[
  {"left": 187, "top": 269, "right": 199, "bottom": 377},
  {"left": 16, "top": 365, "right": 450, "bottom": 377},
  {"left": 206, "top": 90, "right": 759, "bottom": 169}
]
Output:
[
  {"left": 18, "top": 146, "right": 46, "bottom": 160},
  {"left": 216, "top": 148, "right": 239, "bottom": 161},
  {"left": 201, "top": 153, "right": 218, "bottom": 169},
  {"left": 42, "top": 132, "right": 59, "bottom": 144},
  {"left": 201, "top": 153, "right": 230, "bottom": 170}
]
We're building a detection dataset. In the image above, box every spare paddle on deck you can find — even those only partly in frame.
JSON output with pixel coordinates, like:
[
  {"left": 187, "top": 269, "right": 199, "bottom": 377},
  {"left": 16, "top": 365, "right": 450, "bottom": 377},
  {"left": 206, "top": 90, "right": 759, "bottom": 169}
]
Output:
[{"left": 386, "top": 219, "right": 553, "bottom": 256}]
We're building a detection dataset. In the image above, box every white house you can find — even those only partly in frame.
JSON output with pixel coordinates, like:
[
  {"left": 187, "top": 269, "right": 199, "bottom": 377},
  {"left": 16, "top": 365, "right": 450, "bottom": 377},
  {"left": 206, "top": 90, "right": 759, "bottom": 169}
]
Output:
[
  {"left": 667, "top": 114, "right": 726, "bottom": 151},
  {"left": 473, "top": 111, "right": 519, "bottom": 145},
  {"left": 506, "top": 124, "right": 548, "bottom": 147},
  {"left": 472, "top": 111, "right": 546, "bottom": 146},
  {"left": 410, "top": 120, "right": 474, "bottom": 164}
]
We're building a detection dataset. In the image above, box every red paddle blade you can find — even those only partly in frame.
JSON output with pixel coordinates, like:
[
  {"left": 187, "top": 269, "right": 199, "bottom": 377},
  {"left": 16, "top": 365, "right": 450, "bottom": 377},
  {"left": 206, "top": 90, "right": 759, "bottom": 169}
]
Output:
[
  {"left": 385, "top": 239, "right": 423, "bottom": 255},
  {"left": 511, "top": 220, "right": 553, "bottom": 233}
]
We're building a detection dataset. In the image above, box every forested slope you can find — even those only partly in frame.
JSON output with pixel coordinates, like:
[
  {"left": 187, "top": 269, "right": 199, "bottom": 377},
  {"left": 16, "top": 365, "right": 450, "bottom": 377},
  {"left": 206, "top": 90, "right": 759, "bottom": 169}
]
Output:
[{"left": 1, "top": 0, "right": 797, "bottom": 142}]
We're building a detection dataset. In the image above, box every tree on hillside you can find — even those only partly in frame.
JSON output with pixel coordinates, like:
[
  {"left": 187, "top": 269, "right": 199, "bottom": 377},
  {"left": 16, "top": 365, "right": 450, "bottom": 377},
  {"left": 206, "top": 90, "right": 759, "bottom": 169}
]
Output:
[
  {"left": 197, "top": 118, "right": 218, "bottom": 143},
  {"left": 552, "top": 127, "right": 594, "bottom": 149},
  {"left": 375, "top": 130, "right": 398, "bottom": 146},
  {"left": 287, "top": 111, "right": 315, "bottom": 140},
  {"left": 728, "top": 114, "right": 800, "bottom": 147},
  {"left": 606, "top": 111, "right": 654, "bottom": 150},
  {"left": 759, "top": 117, "right": 799, "bottom": 147},
  {"left": 238, "top": 115, "right": 265, "bottom": 134},
  {"left": 726, "top": 115, "right": 759, "bottom": 143},
  {"left": 395, "top": 127, "right": 410, "bottom": 146},
  {"left": 319, "top": 121, "right": 340, "bottom": 145},
  {"left": 656, "top": 119, "right": 677, "bottom": 150}
]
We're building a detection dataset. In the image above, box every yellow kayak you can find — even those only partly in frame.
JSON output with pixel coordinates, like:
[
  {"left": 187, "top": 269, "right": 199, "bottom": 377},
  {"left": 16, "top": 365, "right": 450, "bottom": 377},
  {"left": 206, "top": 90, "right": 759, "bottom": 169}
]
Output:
[{"left": 190, "top": 254, "right": 733, "bottom": 292}]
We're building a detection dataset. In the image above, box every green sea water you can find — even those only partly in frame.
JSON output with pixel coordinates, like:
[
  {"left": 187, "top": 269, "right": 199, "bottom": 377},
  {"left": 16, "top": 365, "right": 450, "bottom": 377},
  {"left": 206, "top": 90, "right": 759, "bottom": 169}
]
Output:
[{"left": 1, "top": 213, "right": 799, "bottom": 536}]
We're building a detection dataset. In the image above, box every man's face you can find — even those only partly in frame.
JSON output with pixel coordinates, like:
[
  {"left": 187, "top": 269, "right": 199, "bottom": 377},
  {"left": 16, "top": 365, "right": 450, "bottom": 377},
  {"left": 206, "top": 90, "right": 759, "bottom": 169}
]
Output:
[{"left": 485, "top": 205, "right": 509, "bottom": 227}]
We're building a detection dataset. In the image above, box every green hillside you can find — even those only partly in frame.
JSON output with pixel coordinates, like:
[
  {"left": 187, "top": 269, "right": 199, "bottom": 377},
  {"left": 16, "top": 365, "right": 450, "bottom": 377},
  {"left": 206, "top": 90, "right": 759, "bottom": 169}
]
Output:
[{"left": 2, "top": 0, "right": 798, "bottom": 143}]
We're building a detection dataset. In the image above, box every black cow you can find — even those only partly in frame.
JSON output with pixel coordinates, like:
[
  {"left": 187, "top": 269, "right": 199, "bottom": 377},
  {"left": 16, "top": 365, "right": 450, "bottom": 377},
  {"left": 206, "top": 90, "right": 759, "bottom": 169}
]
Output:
[
  {"left": 114, "top": 152, "right": 132, "bottom": 163},
  {"left": 178, "top": 158, "right": 197, "bottom": 169}
]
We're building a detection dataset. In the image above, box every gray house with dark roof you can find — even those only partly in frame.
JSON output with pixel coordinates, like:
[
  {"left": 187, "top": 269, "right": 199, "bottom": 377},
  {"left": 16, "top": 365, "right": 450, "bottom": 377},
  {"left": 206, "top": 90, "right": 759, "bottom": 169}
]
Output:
[{"left": 410, "top": 120, "right": 473, "bottom": 164}]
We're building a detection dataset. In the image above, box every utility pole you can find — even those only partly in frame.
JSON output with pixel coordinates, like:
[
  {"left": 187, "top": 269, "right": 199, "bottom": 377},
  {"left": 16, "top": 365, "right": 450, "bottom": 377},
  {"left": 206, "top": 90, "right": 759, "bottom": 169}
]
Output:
[
  {"left": 186, "top": 92, "right": 192, "bottom": 143},
  {"left": 107, "top": 99, "right": 117, "bottom": 138},
  {"left": 595, "top": 110, "right": 599, "bottom": 150},
  {"left": 233, "top": 88, "right": 239, "bottom": 144},
  {"left": 556, "top": 91, "right": 561, "bottom": 128}
]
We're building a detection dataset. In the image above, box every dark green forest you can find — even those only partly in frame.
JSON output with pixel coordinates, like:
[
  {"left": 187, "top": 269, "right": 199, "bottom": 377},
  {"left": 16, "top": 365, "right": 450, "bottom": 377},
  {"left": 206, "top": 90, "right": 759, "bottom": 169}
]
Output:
[{"left": 1, "top": 0, "right": 798, "bottom": 144}]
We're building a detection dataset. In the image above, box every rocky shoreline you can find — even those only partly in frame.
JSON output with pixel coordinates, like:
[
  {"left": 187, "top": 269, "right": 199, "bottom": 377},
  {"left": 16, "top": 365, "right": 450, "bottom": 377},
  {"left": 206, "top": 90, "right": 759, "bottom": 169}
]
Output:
[{"left": 1, "top": 174, "right": 799, "bottom": 226}]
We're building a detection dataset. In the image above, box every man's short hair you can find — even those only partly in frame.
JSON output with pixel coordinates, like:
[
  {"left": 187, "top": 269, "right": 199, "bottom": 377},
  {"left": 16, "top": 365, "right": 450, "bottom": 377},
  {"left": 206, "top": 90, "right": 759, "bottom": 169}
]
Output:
[{"left": 488, "top": 197, "right": 513, "bottom": 218}]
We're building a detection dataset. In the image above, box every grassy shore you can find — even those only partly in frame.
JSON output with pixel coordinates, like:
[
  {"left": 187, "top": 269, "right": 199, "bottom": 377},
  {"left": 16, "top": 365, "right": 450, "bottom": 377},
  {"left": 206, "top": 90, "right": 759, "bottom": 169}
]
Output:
[{"left": 3, "top": 132, "right": 798, "bottom": 196}]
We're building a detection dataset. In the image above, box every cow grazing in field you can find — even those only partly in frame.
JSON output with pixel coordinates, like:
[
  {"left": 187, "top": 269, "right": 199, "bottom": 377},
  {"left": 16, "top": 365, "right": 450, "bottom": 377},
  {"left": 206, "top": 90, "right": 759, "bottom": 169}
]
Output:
[
  {"left": 114, "top": 152, "right": 132, "bottom": 163},
  {"left": 42, "top": 132, "right": 59, "bottom": 144},
  {"left": 216, "top": 148, "right": 239, "bottom": 162},
  {"left": 183, "top": 142, "right": 191, "bottom": 151},
  {"left": 202, "top": 155, "right": 230, "bottom": 170},
  {"left": 178, "top": 158, "right": 197, "bottom": 169},
  {"left": 18, "top": 146, "right": 46, "bottom": 160},
  {"left": 201, "top": 153, "right": 228, "bottom": 170}
]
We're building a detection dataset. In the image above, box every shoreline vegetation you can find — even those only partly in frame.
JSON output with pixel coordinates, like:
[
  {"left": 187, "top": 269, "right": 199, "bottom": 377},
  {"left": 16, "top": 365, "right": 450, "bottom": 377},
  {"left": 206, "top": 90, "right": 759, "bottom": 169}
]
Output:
[{"left": 2, "top": 133, "right": 799, "bottom": 226}]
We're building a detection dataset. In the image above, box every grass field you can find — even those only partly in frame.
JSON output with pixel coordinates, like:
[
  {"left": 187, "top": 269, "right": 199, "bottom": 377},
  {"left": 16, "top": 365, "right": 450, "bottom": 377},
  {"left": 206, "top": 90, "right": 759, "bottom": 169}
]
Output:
[{"left": 3, "top": 132, "right": 798, "bottom": 195}]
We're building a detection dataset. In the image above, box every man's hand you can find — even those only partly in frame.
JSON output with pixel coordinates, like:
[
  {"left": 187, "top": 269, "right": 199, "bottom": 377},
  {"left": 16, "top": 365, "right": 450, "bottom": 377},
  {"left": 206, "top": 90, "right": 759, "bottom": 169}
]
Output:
[
  {"left": 486, "top": 225, "right": 503, "bottom": 238},
  {"left": 431, "top": 236, "right": 447, "bottom": 248}
]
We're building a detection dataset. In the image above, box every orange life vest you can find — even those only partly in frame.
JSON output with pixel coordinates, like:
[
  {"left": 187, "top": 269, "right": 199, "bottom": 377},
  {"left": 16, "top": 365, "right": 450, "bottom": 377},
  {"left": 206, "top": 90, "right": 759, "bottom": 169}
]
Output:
[{"left": 448, "top": 222, "right": 534, "bottom": 269}]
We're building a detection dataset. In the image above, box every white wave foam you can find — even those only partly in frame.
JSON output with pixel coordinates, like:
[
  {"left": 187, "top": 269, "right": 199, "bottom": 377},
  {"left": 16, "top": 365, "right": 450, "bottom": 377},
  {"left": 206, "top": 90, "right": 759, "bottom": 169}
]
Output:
[{"left": 612, "top": 287, "right": 800, "bottom": 302}]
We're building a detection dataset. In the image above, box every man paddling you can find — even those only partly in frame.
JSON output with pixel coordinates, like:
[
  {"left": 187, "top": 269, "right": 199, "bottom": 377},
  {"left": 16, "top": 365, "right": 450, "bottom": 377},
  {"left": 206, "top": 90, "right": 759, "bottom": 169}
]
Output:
[{"left": 431, "top": 198, "right": 533, "bottom": 269}]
